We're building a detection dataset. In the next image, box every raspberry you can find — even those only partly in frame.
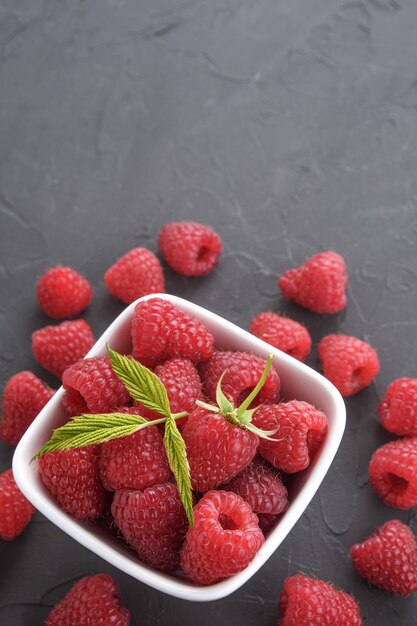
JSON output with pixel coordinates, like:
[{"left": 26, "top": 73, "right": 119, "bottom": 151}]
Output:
[
  {"left": 249, "top": 312, "right": 312, "bottom": 362},
  {"left": 37, "top": 266, "right": 92, "bottom": 319},
  {"left": 131, "top": 298, "right": 214, "bottom": 367},
  {"left": 222, "top": 458, "right": 288, "bottom": 515},
  {"left": 112, "top": 483, "right": 188, "bottom": 572},
  {"left": 253, "top": 401, "right": 328, "bottom": 473},
  {"left": 0, "top": 469, "right": 35, "bottom": 540},
  {"left": 257, "top": 513, "right": 279, "bottom": 536},
  {"left": 198, "top": 350, "right": 281, "bottom": 406},
  {"left": 278, "top": 251, "right": 348, "bottom": 314},
  {"left": 62, "top": 356, "right": 130, "bottom": 414},
  {"left": 104, "top": 247, "right": 165, "bottom": 305},
  {"left": 318, "top": 334, "right": 380, "bottom": 396},
  {"left": 32, "top": 319, "right": 94, "bottom": 379},
  {"left": 181, "top": 490, "right": 264, "bottom": 584},
  {"left": 368, "top": 436, "right": 417, "bottom": 509},
  {"left": 378, "top": 378, "right": 417, "bottom": 436},
  {"left": 39, "top": 446, "right": 106, "bottom": 519},
  {"left": 45, "top": 574, "right": 130, "bottom": 626},
  {"left": 100, "top": 407, "right": 172, "bottom": 491},
  {"left": 277, "top": 574, "right": 363, "bottom": 626},
  {"left": 351, "top": 519, "right": 417, "bottom": 595},
  {"left": 182, "top": 406, "right": 259, "bottom": 492},
  {"left": 158, "top": 221, "right": 222, "bottom": 276},
  {"left": 0, "top": 371, "right": 55, "bottom": 445}
]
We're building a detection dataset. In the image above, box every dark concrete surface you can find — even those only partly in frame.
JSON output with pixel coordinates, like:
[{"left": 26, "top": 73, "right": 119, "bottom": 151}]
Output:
[{"left": 1, "top": 1, "right": 417, "bottom": 624}]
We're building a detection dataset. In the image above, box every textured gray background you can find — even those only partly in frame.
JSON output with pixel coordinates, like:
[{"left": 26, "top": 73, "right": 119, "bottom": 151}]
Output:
[{"left": 1, "top": 0, "right": 417, "bottom": 624}]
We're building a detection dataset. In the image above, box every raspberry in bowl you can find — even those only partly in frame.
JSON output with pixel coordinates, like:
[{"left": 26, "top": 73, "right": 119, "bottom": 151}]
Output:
[{"left": 13, "top": 294, "right": 345, "bottom": 601}]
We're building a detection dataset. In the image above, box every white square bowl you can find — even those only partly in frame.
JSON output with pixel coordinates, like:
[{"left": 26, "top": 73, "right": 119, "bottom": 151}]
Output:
[{"left": 13, "top": 293, "right": 346, "bottom": 602}]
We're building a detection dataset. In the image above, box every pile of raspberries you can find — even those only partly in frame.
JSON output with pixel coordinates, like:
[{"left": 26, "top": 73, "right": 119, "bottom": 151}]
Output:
[{"left": 1, "top": 221, "right": 416, "bottom": 625}]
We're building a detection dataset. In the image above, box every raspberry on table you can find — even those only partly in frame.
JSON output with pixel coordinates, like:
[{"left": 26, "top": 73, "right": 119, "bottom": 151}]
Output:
[
  {"left": 45, "top": 574, "right": 131, "bottom": 626},
  {"left": 253, "top": 401, "right": 328, "bottom": 473},
  {"left": 249, "top": 312, "right": 312, "bottom": 362},
  {"left": 37, "top": 266, "right": 92, "bottom": 319},
  {"left": 0, "top": 469, "right": 35, "bottom": 540},
  {"left": 131, "top": 297, "right": 214, "bottom": 367},
  {"left": 39, "top": 446, "right": 106, "bottom": 519},
  {"left": 104, "top": 247, "right": 165, "bottom": 304},
  {"left": 198, "top": 350, "right": 281, "bottom": 407},
  {"left": 318, "top": 334, "right": 380, "bottom": 396},
  {"left": 378, "top": 378, "right": 417, "bottom": 436},
  {"left": 32, "top": 319, "right": 94, "bottom": 379},
  {"left": 180, "top": 490, "right": 264, "bottom": 584},
  {"left": 350, "top": 519, "right": 417, "bottom": 595},
  {"left": 277, "top": 574, "right": 363, "bottom": 625},
  {"left": 62, "top": 356, "right": 130, "bottom": 415},
  {"left": 0, "top": 371, "right": 55, "bottom": 445},
  {"left": 112, "top": 482, "right": 189, "bottom": 572},
  {"left": 368, "top": 436, "right": 417, "bottom": 509},
  {"left": 158, "top": 221, "right": 222, "bottom": 276}
]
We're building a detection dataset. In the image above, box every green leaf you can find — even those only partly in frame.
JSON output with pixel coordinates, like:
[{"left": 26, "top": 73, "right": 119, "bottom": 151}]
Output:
[
  {"left": 245, "top": 422, "right": 280, "bottom": 441},
  {"left": 107, "top": 345, "right": 170, "bottom": 417},
  {"left": 216, "top": 371, "right": 234, "bottom": 414},
  {"left": 163, "top": 415, "right": 194, "bottom": 526},
  {"left": 236, "top": 354, "right": 274, "bottom": 420}
]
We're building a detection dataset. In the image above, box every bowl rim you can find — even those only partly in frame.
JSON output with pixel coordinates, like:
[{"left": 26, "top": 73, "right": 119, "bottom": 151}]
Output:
[{"left": 13, "top": 293, "right": 346, "bottom": 602}]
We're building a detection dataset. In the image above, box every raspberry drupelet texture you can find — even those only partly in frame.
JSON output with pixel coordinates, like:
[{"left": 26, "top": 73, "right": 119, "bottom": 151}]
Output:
[
  {"left": 0, "top": 371, "right": 55, "bottom": 445},
  {"left": 131, "top": 297, "right": 214, "bottom": 367},
  {"left": 277, "top": 574, "right": 363, "bottom": 626},
  {"left": 278, "top": 251, "right": 348, "bottom": 314},
  {"left": 368, "top": 436, "right": 417, "bottom": 509},
  {"left": 181, "top": 490, "right": 264, "bottom": 584},
  {"left": 253, "top": 401, "right": 328, "bottom": 473},
  {"left": 112, "top": 482, "right": 188, "bottom": 572},
  {"left": 37, "top": 266, "right": 92, "bottom": 319},
  {"left": 158, "top": 221, "right": 223, "bottom": 276},
  {"left": 318, "top": 334, "right": 380, "bottom": 396},
  {"left": 104, "top": 247, "right": 165, "bottom": 304},
  {"left": 45, "top": 574, "right": 131, "bottom": 626},
  {"left": 62, "top": 356, "right": 131, "bottom": 415},
  {"left": 249, "top": 312, "right": 312, "bottom": 362},
  {"left": 182, "top": 406, "right": 259, "bottom": 492},
  {"left": 198, "top": 350, "right": 280, "bottom": 406},
  {"left": 100, "top": 407, "right": 172, "bottom": 491},
  {"left": 39, "top": 446, "right": 106, "bottom": 519},
  {"left": 350, "top": 519, "right": 417, "bottom": 595},
  {"left": 0, "top": 469, "right": 35, "bottom": 540},
  {"left": 378, "top": 378, "right": 417, "bottom": 436},
  {"left": 32, "top": 319, "right": 94, "bottom": 379}
]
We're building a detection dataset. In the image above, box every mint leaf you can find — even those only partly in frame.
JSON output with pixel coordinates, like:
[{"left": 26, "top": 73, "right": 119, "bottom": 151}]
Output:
[
  {"left": 164, "top": 415, "right": 194, "bottom": 526},
  {"left": 107, "top": 345, "right": 170, "bottom": 417},
  {"left": 216, "top": 371, "right": 234, "bottom": 414}
]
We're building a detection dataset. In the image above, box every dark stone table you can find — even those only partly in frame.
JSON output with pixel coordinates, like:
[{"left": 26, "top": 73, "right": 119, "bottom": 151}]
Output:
[{"left": 1, "top": 1, "right": 417, "bottom": 624}]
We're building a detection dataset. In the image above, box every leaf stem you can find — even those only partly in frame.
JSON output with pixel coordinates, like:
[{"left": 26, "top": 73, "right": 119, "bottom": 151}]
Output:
[{"left": 236, "top": 354, "right": 274, "bottom": 420}]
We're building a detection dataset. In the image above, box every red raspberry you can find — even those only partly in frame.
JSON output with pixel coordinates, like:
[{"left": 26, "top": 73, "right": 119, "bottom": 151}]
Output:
[
  {"left": 257, "top": 513, "right": 280, "bottom": 536},
  {"left": 277, "top": 574, "right": 363, "bottom": 625},
  {"left": 249, "top": 312, "right": 312, "bottom": 362},
  {"left": 131, "top": 297, "right": 214, "bottom": 367},
  {"left": 104, "top": 247, "right": 165, "bottom": 305},
  {"left": 368, "top": 436, "right": 417, "bottom": 509},
  {"left": 198, "top": 350, "right": 281, "bottom": 406},
  {"left": 278, "top": 251, "right": 348, "bottom": 314},
  {"left": 100, "top": 406, "right": 172, "bottom": 491},
  {"left": 158, "top": 221, "right": 222, "bottom": 276},
  {"left": 222, "top": 457, "right": 288, "bottom": 515},
  {"left": 39, "top": 446, "right": 106, "bottom": 519},
  {"left": 0, "top": 469, "right": 35, "bottom": 540},
  {"left": 0, "top": 371, "right": 55, "bottom": 445},
  {"left": 181, "top": 490, "right": 264, "bottom": 584},
  {"left": 112, "top": 483, "right": 188, "bottom": 572},
  {"left": 253, "top": 401, "right": 327, "bottom": 473},
  {"left": 37, "top": 266, "right": 92, "bottom": 319},
  {"left": 32, "top": 319, "right": 94, "bottom": 379},
  {"left": 45, "top": 574, "right": 130, "bottom": 626},
  {"left": 351, "top": 519, "right": 417, "bottom": 595},
  {"left": 318, "top": 334, "right": 380, "bottom": 396},
  {"left": 378, "top": 378, "right": 417, "bottom": 436},
  {"left": 62, "top": 356, "right": 130, "bottom": 415}
]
